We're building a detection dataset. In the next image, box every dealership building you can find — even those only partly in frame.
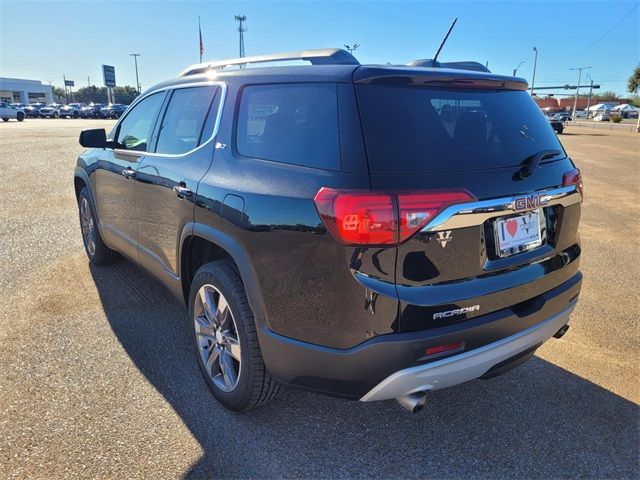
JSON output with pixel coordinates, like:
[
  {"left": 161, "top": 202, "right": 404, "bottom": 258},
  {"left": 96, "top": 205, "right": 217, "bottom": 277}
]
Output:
[{"left": 0, "top": 77, "right": 53, "bottom": 104}]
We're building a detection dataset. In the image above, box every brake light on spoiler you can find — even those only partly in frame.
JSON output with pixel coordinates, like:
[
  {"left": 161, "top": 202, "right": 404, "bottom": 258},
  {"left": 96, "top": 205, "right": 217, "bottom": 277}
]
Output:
[{"left": 314, "top": 188, "right": 475, "bottom": 246}]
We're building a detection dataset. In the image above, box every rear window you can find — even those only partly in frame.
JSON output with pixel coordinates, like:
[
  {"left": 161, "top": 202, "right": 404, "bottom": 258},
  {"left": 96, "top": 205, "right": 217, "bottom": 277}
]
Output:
[
  {"left": 356, "top": 85, "right": 564, "bottom": 173},
  {"left": 236, "top": 83, "right": 340, "bottom": 170}
]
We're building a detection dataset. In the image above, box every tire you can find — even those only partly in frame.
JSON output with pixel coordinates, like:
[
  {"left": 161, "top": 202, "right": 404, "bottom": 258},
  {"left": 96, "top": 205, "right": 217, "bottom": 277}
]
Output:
[
  {"left": 73, "top": 111, "right": 79, "bottom": 118},
  {"left": 17, "top": 112, "right": 24, "bottom": 122},
  {"left": 557, "top": 126, "right": 563, "bottom": 134},
  {"left": 2, "top": 118, "right": 8, "bottom": 122},
  {"left": 53, "top": 112, "right": 59, "bottom": 118},
  {"left": 77, "top": 187, "right": 117, "bottom": 265},
  {"left": 188, "top": 260, "right": 281, "bottom": 412}
]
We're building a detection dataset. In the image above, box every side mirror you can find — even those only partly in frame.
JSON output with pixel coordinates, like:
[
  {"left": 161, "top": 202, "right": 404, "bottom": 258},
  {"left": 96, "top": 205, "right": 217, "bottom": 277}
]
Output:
[{"left": 79, "top": 128, "right": 111, "bottom": 148}]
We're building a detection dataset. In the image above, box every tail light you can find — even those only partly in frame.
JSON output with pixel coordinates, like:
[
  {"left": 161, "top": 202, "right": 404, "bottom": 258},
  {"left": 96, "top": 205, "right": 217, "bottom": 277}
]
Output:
[
  {"left": 313, "top": 187, "right": 475, "bottom": 246},
  {"left": 563, "top": 168, "right": 583, "bottom": 200}
]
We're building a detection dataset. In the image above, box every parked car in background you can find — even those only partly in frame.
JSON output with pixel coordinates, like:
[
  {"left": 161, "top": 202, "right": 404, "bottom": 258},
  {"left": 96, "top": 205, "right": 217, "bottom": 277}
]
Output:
[
  {"left": 100, "top": 103, "right": 127, "bottom": 119},
  {"left": 59, "top": 103, "right": 86, "bottom": 118},
  {"left": 552, "top": 112, "right": 572, "bottom": 122},
  {"left": 593, "top": 113, "right": 610, "bottom": 122},
  {"left": 80, "top": 103, "right": 104, "bottom": 119},
  {"left": 0, "top": 102, "right": 25, "bottom": 122},
  {"left": 10, "top": 103, "right": 26, "bottom": 109},
  {"left": 24, "top": 103, "right": 46, "bottom": 117},
  {"left": 39, "top": 104, "right": 63, "bottom": 118},
  {"left": 548, "top": 117, "right": 564, "bottom": 133},
  {"left": 573, "top": 110, "right": 587, "bottom": 119}
]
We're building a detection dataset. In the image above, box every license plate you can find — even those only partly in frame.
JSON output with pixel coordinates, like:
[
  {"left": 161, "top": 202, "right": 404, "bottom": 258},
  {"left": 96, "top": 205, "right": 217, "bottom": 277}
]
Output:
[{"left": 495, "top": 210, "right": 543, "bottom": 257}]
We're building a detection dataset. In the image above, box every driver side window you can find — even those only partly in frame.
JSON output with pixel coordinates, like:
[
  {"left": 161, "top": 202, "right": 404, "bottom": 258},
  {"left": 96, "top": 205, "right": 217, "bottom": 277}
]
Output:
[{"left": 115, "top": 92, "right": 164, "bottom": 152}]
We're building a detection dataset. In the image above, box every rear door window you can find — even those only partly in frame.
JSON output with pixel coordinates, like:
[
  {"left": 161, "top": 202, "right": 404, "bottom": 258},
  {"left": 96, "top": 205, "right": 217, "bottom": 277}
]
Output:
[
  {"left": 155, "top": 86, "right": 220, "bottom": 155},
  {"left": 356, "top": 85, "right": 564, "bottom": 173},
  {"left": 236, "top": 83, "right": 340, "bottom": 170}
]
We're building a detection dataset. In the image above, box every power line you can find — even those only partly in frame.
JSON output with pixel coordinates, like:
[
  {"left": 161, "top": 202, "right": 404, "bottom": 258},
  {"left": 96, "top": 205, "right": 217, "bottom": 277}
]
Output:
[{"left": 554, "top": 3, "right": 638, "bottom": 60}]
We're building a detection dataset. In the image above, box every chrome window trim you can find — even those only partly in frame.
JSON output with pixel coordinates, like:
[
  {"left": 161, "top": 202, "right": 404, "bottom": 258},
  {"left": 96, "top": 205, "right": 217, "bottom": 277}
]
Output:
[
  {"left": 110, "top": 80, "right": 227, "bottom": 159},
  {"left": 421, "top": 185, "right": 581, "bottom": 232}
]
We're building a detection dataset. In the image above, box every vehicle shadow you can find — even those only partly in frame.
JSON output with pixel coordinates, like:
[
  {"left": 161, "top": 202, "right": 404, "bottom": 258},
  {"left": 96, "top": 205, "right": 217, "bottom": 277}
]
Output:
[{"left": 89, "top": 261, "right": 639, "bottom": 479}]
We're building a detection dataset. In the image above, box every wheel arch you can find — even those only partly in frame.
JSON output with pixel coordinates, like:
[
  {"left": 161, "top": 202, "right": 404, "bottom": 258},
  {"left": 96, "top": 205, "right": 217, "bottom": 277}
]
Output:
[{"left": 180, "top": 223, "right": 268, "bottom": 329}]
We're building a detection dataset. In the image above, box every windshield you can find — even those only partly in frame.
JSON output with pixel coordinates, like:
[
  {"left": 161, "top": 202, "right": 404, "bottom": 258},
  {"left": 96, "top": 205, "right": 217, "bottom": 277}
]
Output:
[{"left": 356, "top": 85, "right": 565, "bottom": 173}]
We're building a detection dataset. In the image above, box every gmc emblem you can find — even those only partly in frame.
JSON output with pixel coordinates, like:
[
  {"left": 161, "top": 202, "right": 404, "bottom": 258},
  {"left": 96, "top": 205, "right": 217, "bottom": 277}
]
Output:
[{"left": 512, "top": 194, "right": 548, "bottom": 211}]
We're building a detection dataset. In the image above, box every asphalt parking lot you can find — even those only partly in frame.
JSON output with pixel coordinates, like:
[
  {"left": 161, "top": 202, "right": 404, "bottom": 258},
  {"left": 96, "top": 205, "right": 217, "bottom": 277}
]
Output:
[{"left": 1, "top": 119, "right": 638, "bottom": 479}]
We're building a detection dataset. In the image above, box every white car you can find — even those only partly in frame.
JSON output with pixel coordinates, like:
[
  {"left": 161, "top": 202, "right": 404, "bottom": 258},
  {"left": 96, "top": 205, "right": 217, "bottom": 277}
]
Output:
[
  {"left": 0, "top": 102, "right": 25, "bottom": 122},
  {"left": 39, "top": 104, "right": 63, "bottom": 118},
  {"left": 573, "top": 110, "right": 587, "bottom": 119},
  {"left": 59, "top": 103, "right": 86, "bottom": 118}
]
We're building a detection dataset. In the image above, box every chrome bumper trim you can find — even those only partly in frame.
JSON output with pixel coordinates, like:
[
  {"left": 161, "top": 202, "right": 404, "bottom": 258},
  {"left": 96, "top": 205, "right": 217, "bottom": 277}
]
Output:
[
  {"left": 422, "top": 185, "right": 581, "bottom": 232},
  {"left": 360, "top": 301, "right": 576, "bottom": 402}
]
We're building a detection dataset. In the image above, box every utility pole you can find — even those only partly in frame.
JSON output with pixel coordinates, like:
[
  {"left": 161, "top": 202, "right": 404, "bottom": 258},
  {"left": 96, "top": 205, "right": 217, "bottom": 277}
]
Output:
[
  {"left": 235, "top": 15, "right": 247, "bottom": 67},
  {"left": 585, "top": 72, "right": 594, "bottom": 119},
  {"left": 530, "top": 47, "right": 538, "bottom": 96},
  {"left": 63, "top": 75, "right": 69, "bottom": 103},
  {"left": 344, "top": 44, "right": 360, "bottom": 55},
  {"left": 513, "top": 61, "right": 525, "bottom": 77},
  {"left": 130, "top": 53, "right": 141, "bottom": 92},
  {"left": 570, "top": 66, "right": 591, "bottom": 121},
  {"left": 88, "top": 76, "right": 91, "bottom": 88}
]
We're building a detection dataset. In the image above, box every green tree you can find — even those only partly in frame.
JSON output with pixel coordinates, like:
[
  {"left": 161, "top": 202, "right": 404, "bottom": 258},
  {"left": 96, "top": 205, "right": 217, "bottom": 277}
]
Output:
[
  {"left": 593, "top": 91, "right": 618, "bottom": 101},
  {"left": 113, "top": 86, "right": 140, "bottom": 105},
  {"left": 52, "top": 86, "right": 66, "bottom": 100},
  {"left": 628, "top": 65, "right": 640, "bottom": 94}
]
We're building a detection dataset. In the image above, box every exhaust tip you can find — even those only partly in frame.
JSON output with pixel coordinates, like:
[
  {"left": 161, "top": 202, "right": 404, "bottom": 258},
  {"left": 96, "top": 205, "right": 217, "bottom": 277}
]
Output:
[
  {"left": 553, "top": 324, "right": 570, "bottom": 339},
  {"left": 396, "top": 391, "right": 428, "bottom": 413}
]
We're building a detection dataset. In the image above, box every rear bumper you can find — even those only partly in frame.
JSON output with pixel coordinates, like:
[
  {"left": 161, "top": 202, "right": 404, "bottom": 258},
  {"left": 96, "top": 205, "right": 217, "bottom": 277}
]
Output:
[
  {"left": 360, "top": 300, "right": 575, "bottom": 402},
  {"left": 259, "top": 272, "right": 581, "bottom": 399}
]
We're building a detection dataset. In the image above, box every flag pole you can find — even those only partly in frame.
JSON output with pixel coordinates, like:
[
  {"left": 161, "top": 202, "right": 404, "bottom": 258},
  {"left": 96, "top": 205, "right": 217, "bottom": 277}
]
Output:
[{"left": 198, "top": 16, "right": 203, "bottom": 63}]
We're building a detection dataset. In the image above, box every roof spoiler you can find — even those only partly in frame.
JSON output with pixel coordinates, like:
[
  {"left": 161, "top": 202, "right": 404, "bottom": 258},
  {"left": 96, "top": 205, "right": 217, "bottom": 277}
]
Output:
[
  {"left": 179, "top": 48, "right": 360, "bottom": 76},
  {"left": 408, "top": 59, "right": 491, "bottom": 73}
]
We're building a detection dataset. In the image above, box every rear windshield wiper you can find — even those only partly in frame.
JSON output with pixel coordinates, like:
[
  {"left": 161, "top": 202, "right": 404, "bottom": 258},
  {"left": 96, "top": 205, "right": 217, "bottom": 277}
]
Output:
[{"left": 514, "top": 149, "right": 562, "bottom": 180}]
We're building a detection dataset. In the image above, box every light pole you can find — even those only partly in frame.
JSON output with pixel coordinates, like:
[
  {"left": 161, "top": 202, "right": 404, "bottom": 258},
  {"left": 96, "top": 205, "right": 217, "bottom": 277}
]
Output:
[
  {"left": 570, "top": 66, "right": 591, "bottom": 121},
  {"left": 130, "top": 53, "right": 141, "bottom": 92},
  {"left": 530, "top": 47, "right": 538, "bottom": 96},
  {"left": 344, "top": 44, "right": 360, "bottom": 55},
  {"left": 513, "top": 61, "right": 525, "bottom": 77},
  {"left": 585, "top": 72, "right": 594, "bottom": 119}
]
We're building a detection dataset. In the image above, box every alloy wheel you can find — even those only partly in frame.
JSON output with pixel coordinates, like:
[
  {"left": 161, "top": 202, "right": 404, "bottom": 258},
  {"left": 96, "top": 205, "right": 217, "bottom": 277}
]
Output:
[
  {"left": 194, "top": 284, "right": 242, "bottom": 392},
  {"left": 79, "top": 197, "right": 96, "bottom": 256}
]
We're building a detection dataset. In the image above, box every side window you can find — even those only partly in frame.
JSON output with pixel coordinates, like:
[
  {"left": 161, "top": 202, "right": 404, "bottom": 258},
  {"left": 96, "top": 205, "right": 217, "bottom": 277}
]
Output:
[
  {"left": 154, "top": 86, "right": 219, "bottom": 155},
  {"left": 115, "top": 92, "right": 164, "bottom": 152},
  {"left": 236, "top": 83, "right": 340, "bottom": 170}
]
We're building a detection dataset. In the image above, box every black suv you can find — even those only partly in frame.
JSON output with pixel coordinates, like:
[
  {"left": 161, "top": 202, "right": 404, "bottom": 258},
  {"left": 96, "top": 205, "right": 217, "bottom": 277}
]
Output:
[{"left": 75, "top": 49, "right": 583, "bottom": 413}]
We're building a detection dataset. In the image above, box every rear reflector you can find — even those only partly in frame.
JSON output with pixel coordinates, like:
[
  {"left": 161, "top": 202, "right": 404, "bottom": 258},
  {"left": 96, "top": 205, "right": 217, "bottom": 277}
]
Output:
[
  {"left": 314, "top": 187, "right": 475, "bottom": 246},
  {"left": 562, "top": 168, "right": 583, "bottom": 200},
  {"left": 425, "top": 341, "right": 465, "bottom": 356}
]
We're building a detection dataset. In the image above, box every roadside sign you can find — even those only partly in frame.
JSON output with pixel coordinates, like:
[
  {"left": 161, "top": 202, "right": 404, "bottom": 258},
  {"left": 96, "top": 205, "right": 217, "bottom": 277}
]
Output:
[
  {"left": 64, "top": 80, "right": 75, "bottom": 87},
  {"left": 102, "top": 65, "right": 116, "bottom": 87}
]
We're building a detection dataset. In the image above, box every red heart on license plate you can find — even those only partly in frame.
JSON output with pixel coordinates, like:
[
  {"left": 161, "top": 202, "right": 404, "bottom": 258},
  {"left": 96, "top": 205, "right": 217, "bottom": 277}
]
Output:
[{"left": 506, "top": 219, "right": 518, "bottom": 237}]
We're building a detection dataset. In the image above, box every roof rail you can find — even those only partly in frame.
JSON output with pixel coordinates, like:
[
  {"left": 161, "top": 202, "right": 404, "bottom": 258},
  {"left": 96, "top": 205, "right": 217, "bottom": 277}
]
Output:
[
  {"left": 408, "top": 59, "right": 491, "bottom": 73},
  {"left": 179, "top": 48, "right": 360, "bottom": 76}
]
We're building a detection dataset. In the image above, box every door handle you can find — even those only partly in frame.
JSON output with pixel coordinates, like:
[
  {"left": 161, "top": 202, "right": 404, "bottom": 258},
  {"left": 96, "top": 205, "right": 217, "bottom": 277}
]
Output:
[
  {"left": 173, "top": 184, "right": 193, "bottom": 198},
  {"left": 121, "top": 167, "right": 136, "bottom": 179}
]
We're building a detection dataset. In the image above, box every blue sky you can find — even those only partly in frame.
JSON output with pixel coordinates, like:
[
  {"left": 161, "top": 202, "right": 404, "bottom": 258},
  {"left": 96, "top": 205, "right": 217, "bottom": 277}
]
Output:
[{"left": 1, "top": 0, "right": 638, "bottom": 95}]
